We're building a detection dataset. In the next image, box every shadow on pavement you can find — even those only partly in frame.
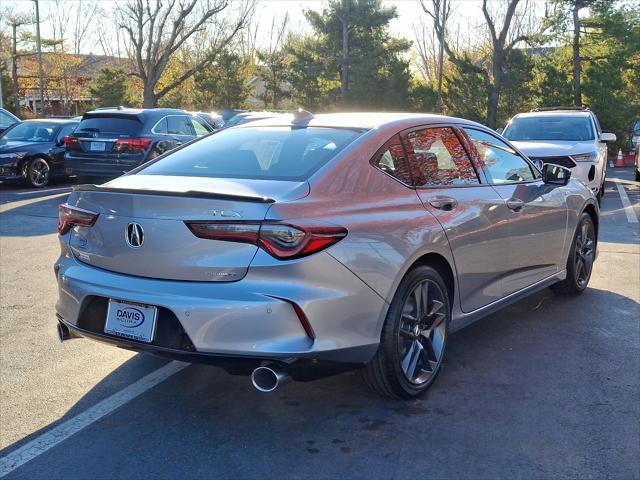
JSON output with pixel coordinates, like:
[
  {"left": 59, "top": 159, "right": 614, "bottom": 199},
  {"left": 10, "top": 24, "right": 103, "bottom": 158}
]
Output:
[
  {"left": 1, "top": 286, "right": 638, "bottom": 479},
  {"left": 0, "top": 195, "right": 67, "bottom": 237}
]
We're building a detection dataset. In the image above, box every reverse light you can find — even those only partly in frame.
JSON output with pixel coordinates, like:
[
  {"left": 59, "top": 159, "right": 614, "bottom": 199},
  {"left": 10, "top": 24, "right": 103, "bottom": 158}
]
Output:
[
  {"left": 571, "top": 152, "right": 597, "bottom": 162},
  {"left": 185, "top": 221, "right": 347, "bottom": 260},
  {"left": 58, "top": 204, "right": 99, "bottom": 235}
]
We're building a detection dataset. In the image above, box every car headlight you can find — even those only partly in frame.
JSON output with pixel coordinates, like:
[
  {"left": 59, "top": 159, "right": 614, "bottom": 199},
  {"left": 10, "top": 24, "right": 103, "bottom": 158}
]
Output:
[
  {"left": 0, "top": 152, "right": 28, "bottom": 159},
  {"left": 571, "top": 152, "right": 597, "bottom": 162}
]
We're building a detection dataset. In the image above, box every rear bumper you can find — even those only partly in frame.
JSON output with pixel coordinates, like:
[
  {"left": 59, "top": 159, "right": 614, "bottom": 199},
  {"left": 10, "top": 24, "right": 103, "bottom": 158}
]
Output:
[
  {"left": 54, "top": 247, "right": 386, "bottom": 364},
  {"left": 57, "top": 316, "right": 366, "bottom": 380},
  {"left": 64, "top": 155, "right": 144, "bottom": 178}
]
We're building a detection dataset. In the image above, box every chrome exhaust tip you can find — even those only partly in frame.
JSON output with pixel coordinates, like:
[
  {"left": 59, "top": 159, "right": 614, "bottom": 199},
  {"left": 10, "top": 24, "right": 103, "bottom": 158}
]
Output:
[
  {"left": 251, "top": 365, "right": 291, "bottom": 392},
  {"left": 57, "top": 322, "right": 71, "bottom": 342}
]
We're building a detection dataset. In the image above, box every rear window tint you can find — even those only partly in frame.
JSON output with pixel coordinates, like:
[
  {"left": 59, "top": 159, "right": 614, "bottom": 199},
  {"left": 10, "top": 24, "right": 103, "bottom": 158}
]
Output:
[
  {"left": 76, "top": 116, "right": 142, "bottom": 136},
  {"left": 139, "top": 126, "right": 363, "bottom": 181}
]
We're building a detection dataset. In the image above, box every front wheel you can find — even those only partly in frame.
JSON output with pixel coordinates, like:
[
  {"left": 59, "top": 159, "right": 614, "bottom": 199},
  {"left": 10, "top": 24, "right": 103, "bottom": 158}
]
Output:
[
  {"left": 361, "top": 265, "right": 451, "bottom": 399},
  {"left": 24, "top": 157, "right": 51, "bottom": 188},
  {"left": 551, "top": 212, "right": 596, "bottom": 295}
]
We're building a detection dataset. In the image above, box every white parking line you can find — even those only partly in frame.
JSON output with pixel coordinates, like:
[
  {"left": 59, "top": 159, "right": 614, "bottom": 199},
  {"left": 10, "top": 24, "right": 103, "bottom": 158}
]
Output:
[
  {"left": 0, "top": 361, "right": 188, "bottom": 478},
  {"left": 14, "top": 187, "right": 72, "bottom": 196},
  {"left": 615, "top": 183, "right": 639, "bottom": 224}
]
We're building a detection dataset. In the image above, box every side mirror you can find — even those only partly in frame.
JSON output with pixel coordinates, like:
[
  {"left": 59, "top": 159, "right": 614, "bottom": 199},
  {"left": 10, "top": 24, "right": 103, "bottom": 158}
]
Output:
[
  {"left": 600, "top": 132, "right": 616, "bottom": 142},
  {"left": 542, "top": 163, "right": 571, "bottom": 186},
  {"left": 496, "top": 127, "right": 504, "bottom": 134}
]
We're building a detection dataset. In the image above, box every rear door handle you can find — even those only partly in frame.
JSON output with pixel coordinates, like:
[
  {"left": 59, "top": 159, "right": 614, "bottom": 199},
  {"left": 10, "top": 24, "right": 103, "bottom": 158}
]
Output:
[
  {"left": 506, "top": 199, "right": 525, "bottom": 211},
  {"left": 428, "top": 196, "right": 458, "bottom": 211}
]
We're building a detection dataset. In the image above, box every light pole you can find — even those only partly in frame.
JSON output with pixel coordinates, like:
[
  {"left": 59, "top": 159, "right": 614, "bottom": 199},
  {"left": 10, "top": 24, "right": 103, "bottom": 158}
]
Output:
[{"left": 32, "top": 0, "right": 45, "bottom": 116}]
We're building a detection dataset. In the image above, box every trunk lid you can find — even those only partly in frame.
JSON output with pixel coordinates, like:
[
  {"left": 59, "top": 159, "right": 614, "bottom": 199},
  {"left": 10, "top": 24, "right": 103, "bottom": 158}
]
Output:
[{"left": 68, "top": 175, "right": 309, "bottom": 281}]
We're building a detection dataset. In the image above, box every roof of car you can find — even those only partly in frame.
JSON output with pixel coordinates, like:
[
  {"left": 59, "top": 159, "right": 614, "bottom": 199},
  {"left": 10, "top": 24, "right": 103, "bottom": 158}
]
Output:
[
  {"left": 84, "top": 108, "right": 187, "bottom": 118},
  {"left": 22, "top": 118, "right": 79, "bottom": 124},
  {"left": 243, "top": 112, "right": 484, "bottom": 130},
  {"left": 513, "top": 110, "right": 592, "bottom": 118}
]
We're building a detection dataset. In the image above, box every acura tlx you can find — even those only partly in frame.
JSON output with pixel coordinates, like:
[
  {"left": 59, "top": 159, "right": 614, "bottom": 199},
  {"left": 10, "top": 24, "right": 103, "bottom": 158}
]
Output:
[{"left": 55, "top": 111, "right": 598, "bottom": 399}]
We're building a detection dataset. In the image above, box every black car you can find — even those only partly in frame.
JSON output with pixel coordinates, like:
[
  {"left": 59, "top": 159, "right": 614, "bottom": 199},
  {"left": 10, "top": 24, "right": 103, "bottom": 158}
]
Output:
[
  {"left": 0, "top": 118, "right": 78, "bottom": 187},
  {"left": 0, "top": 108, "right": 20, "bottom": 134},
  {"left": 191, "top": 111, "right": 224, "bottom": 130},
  {"left": 223, "top": 111, "right": 288, "bottom": 128},
  {"left": 64, "top": 108, "right": 213, "bottom": 181}
]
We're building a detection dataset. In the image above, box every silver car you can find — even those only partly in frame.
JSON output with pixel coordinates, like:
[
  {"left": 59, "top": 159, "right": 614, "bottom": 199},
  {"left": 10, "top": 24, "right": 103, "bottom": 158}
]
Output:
[{"left": 55, "top": 112, "right": 599, "bottom": 399}]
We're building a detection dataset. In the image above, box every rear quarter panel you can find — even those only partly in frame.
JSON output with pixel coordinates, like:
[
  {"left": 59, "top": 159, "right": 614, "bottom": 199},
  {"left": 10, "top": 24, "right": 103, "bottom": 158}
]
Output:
[{"left": 267, "top": 128, "right": 456, "bottom": 336}]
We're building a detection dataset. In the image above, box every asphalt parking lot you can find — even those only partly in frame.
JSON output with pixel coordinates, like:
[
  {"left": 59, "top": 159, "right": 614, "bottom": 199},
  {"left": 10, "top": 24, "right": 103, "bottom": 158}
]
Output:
[{"left": 0, "top": 170, "right": 638, "bottom": 479}]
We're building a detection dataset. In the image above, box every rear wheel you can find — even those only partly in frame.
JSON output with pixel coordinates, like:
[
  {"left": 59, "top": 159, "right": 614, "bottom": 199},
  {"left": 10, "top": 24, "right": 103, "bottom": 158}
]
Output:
[
  {"left": 25, "top": 157, "right": 50, "bottom": 188},
  {"left": 551, "top": 212, "right": 595, "bottom": 294},
  {"left": 361, "top": 265, "right": 450, "bottom": 399}
]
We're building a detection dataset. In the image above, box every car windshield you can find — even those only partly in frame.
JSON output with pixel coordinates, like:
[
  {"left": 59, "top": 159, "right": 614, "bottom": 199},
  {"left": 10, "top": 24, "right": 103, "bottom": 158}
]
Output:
[
  {"left": 504, "top": 115, "right": 595, "bottom": 141},
  {"left": 0, "top": 122, "right": 58, "bottom": 142},
  {"left": 139, "top": 126, "right": 364, "bottom": 181}
]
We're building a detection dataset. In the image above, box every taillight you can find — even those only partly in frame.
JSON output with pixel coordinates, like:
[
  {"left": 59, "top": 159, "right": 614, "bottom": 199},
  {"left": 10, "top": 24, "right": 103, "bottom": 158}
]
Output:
[
  {"left": 58, "top": 204, "right": 99, "bottom": 235},
  {"left": 63, "top": 136, "right": 80, "bottom": 149},
  {"left": 185, "top": 221, "right": 347, "bottom": 260},
  {"left": 114, "top": 138, "right": 152, "bottom": 151}
]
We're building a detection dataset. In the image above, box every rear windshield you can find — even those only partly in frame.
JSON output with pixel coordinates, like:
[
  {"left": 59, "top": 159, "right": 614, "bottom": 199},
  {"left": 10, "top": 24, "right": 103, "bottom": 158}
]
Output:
[
  {"left": 503, "top": 115, "right": 594, "bottom": 141},
  {"left": 139, "top": 126, "right": 364, "bottom": 181},
  {"left": 75, "top": 116, "right": 142, "bottom": 137}
]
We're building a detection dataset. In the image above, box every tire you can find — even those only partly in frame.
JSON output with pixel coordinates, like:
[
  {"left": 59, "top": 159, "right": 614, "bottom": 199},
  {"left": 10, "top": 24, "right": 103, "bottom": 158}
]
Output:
[
  {"left": 361, "top": 265, "right": 451, "bottom": 399},
  {"left": 551, "top": 212, "right": 596, "bottom": 295},
  {"left": 24, "top": 157, "right": 51, "bottom": 188}
]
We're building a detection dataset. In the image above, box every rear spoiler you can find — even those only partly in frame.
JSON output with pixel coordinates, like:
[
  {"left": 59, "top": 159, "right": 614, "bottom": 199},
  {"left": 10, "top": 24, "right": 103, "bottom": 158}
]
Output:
[{"left": 72, "top": 184, "right": 275, "bottom": 203}]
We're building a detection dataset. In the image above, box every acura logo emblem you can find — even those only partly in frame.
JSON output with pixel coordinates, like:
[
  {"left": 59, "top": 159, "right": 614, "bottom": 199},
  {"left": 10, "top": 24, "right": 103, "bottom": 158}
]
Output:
[{"left": 126, "top": 223, "right": 144, "bottom": 248}]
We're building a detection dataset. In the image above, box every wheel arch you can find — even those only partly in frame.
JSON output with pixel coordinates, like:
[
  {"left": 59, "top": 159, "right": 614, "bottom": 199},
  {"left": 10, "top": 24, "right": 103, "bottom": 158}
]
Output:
[
  {"left": 582, "top": 201, "right": 599, "bottom": 241},
  {"left": 20, "top": 154, "right": 52, "bottom": 173},
  {"left": 406, "top": 252, "right": 456, "bottom": 307}
]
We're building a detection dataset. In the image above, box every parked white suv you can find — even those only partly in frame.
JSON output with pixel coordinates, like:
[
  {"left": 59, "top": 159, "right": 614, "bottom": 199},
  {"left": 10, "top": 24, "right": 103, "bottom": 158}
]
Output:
[{"left": 502, "top": 108, "right": 616, "bottom": 200}]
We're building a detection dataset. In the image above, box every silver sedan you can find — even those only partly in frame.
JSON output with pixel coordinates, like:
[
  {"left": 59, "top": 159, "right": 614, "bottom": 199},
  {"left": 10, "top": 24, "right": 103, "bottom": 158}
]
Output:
[{"left": 54, "top": 112, "right": 598, "bottom": 399}]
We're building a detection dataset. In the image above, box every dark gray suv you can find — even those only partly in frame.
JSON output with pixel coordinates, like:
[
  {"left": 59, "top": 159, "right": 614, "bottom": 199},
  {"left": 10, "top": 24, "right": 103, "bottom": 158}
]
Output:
[{"left": 64, "top": 108, "right": 212, "bottom": 181}]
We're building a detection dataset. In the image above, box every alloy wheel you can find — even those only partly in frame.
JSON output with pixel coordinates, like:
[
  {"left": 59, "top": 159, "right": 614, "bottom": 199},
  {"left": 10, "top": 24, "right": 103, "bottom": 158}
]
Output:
[
  {"left": 29, "top": 158, "right": 50, "bottom": 187},
  {"left": 574, "top": 220, "right": 595, "bottom": 289},
  {"left": 397, "top": 279, "right": 448, "bottom": 385}
]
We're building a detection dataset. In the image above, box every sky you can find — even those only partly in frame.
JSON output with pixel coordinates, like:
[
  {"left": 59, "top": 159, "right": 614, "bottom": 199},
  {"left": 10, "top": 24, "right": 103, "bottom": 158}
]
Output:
[{"left": 2, "top": 0, "right": 495, "bottom": 56}]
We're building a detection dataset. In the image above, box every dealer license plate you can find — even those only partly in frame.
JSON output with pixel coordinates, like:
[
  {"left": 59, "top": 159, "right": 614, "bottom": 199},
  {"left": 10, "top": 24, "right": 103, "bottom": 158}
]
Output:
[{"left": 104, "top": 300, "right": 157, "bottom": 343}]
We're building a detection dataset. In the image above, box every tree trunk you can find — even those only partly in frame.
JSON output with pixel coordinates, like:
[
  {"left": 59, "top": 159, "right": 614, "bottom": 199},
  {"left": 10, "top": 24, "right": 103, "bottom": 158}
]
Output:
[
  {"left": 436, "top": 26, "right": 445, "bottom": 112},
  {"left": 11, "top": 24, "right": 20, "bottom": 116},
  {"left": 340, "top": 19, "right": 350, "bottom": 105},
  {"left": 572, "top": 1, "right": 582, "bottom": 106},
  {"left": 143, "top": 85, "right": 157, "bottom": 108},
  {"left": 486, "top": 57, "right": 503, "bottom": 129}
]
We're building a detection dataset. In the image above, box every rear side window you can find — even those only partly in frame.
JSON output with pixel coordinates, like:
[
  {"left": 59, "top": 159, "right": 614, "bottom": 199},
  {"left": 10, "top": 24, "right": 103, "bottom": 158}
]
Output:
[
  {"left": 166, "top": 116, "right": 193, "bottom": 135},
  {"left": 76, "top": 116, "right": 142, "bottom": 137},
  {"left": 403, "top": 127, "right": 479, "bottom": 186},
  {"left": 56, "top": 124, "right": 77, "bottom": 143},
  {"left": 139, "top": 126, "right": 363, "bottom": 181},
  {"left": 465, "top": 128, "right": 536, "bottom": 184},
  {"left": 191, "top": 117, "right": 210, "bottom": 136},
  {"left": 372, "top": 135, "right": 411, "bottom": 184}
]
